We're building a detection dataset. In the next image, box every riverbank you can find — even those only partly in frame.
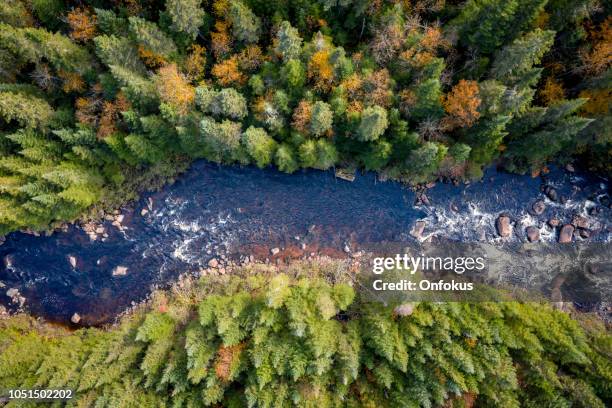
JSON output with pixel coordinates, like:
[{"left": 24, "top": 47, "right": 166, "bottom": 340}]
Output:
[
  {"left": 1, "top": 258, "right": 610, "bottom": 407},
  {"left": 1, "top": 162, "right": 609, "bottom": 324}
]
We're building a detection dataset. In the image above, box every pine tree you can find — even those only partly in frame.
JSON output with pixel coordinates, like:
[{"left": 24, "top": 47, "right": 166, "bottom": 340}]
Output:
[
  {"left": 128, "top": 16, "right": 178, "bottom": 60},
  {"left": 451, "top": 0, "right": 549, "bottom": 54},
  {"left": 490, "top": 29, "right": 556, "bottom": 87}
]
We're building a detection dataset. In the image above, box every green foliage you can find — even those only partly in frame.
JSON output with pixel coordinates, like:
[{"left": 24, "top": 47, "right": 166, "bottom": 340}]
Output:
[
  {"left": 242, "top": 126, "right": 277, "bottom": 168},
  {"left": 0, "top": 0, "right": 608, "bottom": 234},
  {"left": 228, "top": 1, "right": 261, "bottom": 43},
  {"left": 0, "top": 23, "right": 92, "bottom": 74},
  {"left": 196, "top": 86, "right": 248, "bottom": 120},
  {"left": 452, "top": 0, "right": 549, "bottom": 54},
  {"left": 358, "top": 105, "right": 388, "bottom": 141},
  {"left": 275, "top": 143, "right": 299, "bottom": 173},
  {"left": 1, "top": 270, "right": 610, "bottom": 407},
  {"left": 0, "top": 91, "right": 53, "bottom": 130},
  {"left": 275, "top": 21, "right": 302, "bottom": 62},
  {"left": 310, "top": 101, "right": 333, "bottom": 136},
  {"left": 491, "top": 29, "right": 556, "bottom": 87},
  {"left": 166, "top": 0, "right": 206, "bottom": 38},
  {"left": 129, "top": 16, "right": 178, "bottom": 59}
]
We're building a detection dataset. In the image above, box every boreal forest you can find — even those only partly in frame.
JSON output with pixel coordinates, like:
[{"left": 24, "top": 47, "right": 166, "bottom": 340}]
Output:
[{"left": 0, "top": 0, "right": 610, "bottom": 235}]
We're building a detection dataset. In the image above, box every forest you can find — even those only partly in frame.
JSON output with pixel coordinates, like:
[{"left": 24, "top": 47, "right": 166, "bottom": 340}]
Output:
[
  {"left": 0, "top": 0, "right": 610, "bottom": 235},
  {"left": 1, "top": 261, "right": 611, "bottom": 407}
]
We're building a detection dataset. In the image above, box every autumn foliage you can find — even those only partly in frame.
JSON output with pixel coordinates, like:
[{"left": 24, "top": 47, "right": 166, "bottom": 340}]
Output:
[
  {"left": 156, "top": 64, "right": 195, "bottom": 113},
  {"left": 442, "top": 80, "right": 481, "bottom": 129},
  {"left": 67, "top": 8, "right": 97, "bottom": 42}
]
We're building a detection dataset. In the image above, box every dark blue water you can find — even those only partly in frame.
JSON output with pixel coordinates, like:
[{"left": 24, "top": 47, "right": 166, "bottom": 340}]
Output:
[{"left": 0, "top": 161, "right": 609, "bottom": 323}]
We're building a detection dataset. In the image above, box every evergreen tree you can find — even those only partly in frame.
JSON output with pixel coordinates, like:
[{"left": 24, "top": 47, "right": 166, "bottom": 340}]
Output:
[
  {"left": 128, "top": 17, "right": 178, "bottom": 60},
  {"left": 451, "top": 0, "right": 549, "bottom": 54},
  {"left": 490, "top": 29, "right": 556, "bottom": 88}
]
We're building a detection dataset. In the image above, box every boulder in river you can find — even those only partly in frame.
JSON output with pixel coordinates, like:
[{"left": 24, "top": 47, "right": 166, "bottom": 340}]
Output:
[
  {"left": 6, "top": 288, "right": 19, "bottom": 299},
  {"left": 271, "top": 247, "right": 280, "bottom": 255},
  {"left": 410, "top": 221, "right": 426, "bottom": 239},
  {"left": 548, "top": 217, "right": 560, "bottom": 228},
  {"left": 140, "top": 208, "right": 149, "bottom": 216},
  {"left": 544, "top": 186, "right": 558, "bottom": 202},
  {"left": 559, "top": 225, "right": 575, "bottom": 243},
  {"left": 532, "top": 200, "right": 545, "bottom": 215},
  {"left": 496, "top": 215, "right": 512, "bottom": 237},
  {"left": 526, "top": 226, "right": 540, "bottom": 242},
  {"left": 71, "top": 313, "right": 81, "bottom": 324},
  {"left": 68, "top": 256, "right": 77, "bottom": 268},
  {"left": 579, "top": 229, "right": 591, "bottom": 239},
  {"left": 208, "top": 258, "right": 219, "bottom": 268},
  {"left": 112, "top": 266, "right": 128, "bottom": 276},
  {"left": 571, "top": 215, "right": 588, "bottom": 229}
]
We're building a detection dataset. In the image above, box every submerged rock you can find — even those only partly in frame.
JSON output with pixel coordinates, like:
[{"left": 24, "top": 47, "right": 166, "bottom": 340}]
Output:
[
  {"left": 6, "top": 288, "right": 19, "bottom": 299},
  {"left": 544, "top": 186, "right": 558, "bottom": 201},
  {"left": 571, "top": 215, "right": 588, "bottom": 229},
  {"left": 532, "top": 200, "right": 545, "bottom": 215},
  {"left": 526, "top": 226, "right": 540, "bottom": 242},
  {"left": 112, "top": 266, "right": 128, "bottom": 276},
  {"left": 559, "top": 225, "right": 575, "bottom": 243},
  {"left": 410, "top": 221, "right": 426, "bottom": 239},
  {"left": 496, "top": 215, "right": 512, "bottom": 237}
]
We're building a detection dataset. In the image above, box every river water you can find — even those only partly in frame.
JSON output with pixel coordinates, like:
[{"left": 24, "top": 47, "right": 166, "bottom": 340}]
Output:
[{"left": 0, "top": 161, "right": 610, "bottom": 324}]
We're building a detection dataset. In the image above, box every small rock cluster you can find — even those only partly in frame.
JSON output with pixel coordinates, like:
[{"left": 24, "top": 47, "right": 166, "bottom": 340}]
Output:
[
  {"left": 494, "top": 188, "right": 599, "bottom": 243},
  {"left": 83, "top": 210, "right": 128, "bottom": 241}
]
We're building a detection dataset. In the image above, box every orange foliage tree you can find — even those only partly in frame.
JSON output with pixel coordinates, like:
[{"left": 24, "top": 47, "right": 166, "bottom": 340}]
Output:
[
  {"left": 442, "top": 79, "right": 481, "bottom": 129},
  {"left": 211, "top": 56, "right": 246, "bottom": 86},
  {"left": 581, "top": 17, "right": 612, "bottom": 76},
  {"left": 291, "top": 100, "right": 313, "bottom": 134},
  {"left": 538, "top": 77, "right": 565, "bottom": 106},
  {"left": 184, "top": 44, "right": 207, "bottom": 81},
  {"left": 67, "top": 8, "right": 97, "bottom": 42}
]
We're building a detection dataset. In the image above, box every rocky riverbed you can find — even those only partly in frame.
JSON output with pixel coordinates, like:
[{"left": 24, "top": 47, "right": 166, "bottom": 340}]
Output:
[{"left": 0, "top": 161, "right": 609, "bottom": 324}]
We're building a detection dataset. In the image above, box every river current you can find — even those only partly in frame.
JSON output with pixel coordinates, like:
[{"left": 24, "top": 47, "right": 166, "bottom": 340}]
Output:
[{"left": 0, "top": 161, "right": 609, "bottom": 323}]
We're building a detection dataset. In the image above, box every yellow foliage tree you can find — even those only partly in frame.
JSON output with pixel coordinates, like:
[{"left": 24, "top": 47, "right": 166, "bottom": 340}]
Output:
[
  {"left": 307, "top": 50, "right": 334, "bottom": 93},
  {"left": 155, "top": 64, "right": 195, "bottom": 113}
]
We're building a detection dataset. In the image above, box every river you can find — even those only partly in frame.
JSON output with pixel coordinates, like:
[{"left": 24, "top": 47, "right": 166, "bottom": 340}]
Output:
[{"left": 0, "top": 161, "right": 610, "bottom": 324}]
